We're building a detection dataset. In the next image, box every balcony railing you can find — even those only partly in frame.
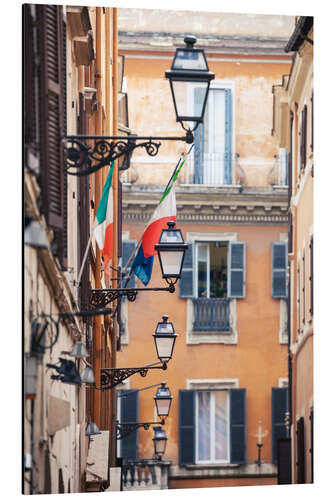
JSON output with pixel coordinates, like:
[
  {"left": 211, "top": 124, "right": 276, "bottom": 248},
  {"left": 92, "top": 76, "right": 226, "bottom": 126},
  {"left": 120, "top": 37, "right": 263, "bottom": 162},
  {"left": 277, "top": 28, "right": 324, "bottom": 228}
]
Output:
[
  {"left": 122, "top": 459, "right": 170, "bottom": 491},
  {"left": 193, "top": 297, "right": 230, "bottom": 331},
  {"left": 179, "top": 152, "right": 245, "bottom": 186}
]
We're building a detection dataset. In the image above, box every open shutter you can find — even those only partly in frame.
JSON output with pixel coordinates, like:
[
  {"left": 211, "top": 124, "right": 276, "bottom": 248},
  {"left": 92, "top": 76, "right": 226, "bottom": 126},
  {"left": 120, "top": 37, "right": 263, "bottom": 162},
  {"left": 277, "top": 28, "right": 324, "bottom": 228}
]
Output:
[
  {"left": 179, "top": 390, "right": 195, "bottom": 465},
  {"left": 300, "top": 105, "right": 307, "bottom": 170},
  {"left": 230, "top": 388, "right": 246, "bottom": 464},
  {"left": 37, "top": 5, "right": 67, "bottom": 265},
  {"left": 122, "top": 241, "right": 137, "bottom": 288},
  {"left": 272, "top": 387, "right": 288, "bottom": 464},
  {"left": 120, "top": 390, "right": 138, "bottom": 460},
  {"left": 228, "top": 242, "right": 246, "bottom": 298},
  {"left": 194, "top": 88, "right": 205, "bottom": 184},
  {"left": 272, "top": 242, "right": 287, "bottom": 298},
  {"left": 296, "top": 417, "right": 305, "bottom": 483},
  {"left": 224, "top": 89, "right": 233, "bottom": 184},
  {"left": 179, "top": 242, "right": 193, "bottom": 298}
]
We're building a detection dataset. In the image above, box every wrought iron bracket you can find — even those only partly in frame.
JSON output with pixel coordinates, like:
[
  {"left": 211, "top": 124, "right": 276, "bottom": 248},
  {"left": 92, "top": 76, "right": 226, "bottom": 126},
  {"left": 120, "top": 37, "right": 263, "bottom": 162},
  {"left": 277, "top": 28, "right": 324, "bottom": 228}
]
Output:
[
  {"left": 98, "top": 362, "right": 168, "bottom": 391},
  {"left": 89, "top": 284, "right": 175, "bottom": 309},
  {"left": 63, "top": 132, "right": 193, "bottom": 176},
  {"left": 116, "top": 419, "right": 165, "bottom": 440}
]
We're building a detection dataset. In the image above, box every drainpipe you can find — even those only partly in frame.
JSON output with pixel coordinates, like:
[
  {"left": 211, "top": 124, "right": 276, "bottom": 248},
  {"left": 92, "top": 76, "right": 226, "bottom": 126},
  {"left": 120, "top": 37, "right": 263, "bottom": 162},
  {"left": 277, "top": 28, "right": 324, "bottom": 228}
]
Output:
[
  {"left": 110, "top": 6, "right": 119, "bottom": 468},
  {"left": 93, "top": 6, "right": 103, "bottom": 428}
]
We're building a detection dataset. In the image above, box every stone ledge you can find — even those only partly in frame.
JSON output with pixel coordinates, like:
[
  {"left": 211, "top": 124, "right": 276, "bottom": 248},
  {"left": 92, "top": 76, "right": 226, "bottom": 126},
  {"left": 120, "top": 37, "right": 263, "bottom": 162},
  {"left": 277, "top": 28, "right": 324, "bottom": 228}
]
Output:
[{"left": 169, "top": 463, "right": 277, "bottom": 479}]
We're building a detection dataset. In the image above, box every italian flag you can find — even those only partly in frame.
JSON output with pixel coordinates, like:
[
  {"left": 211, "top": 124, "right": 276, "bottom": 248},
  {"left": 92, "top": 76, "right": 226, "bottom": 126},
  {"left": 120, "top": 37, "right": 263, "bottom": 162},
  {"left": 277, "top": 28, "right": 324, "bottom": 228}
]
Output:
[
  {"left": 93, "top": 162, "right": 115, "bottom": 276},
  {"left": 131, "top": 156, "right": 185, "bottom": 286}
]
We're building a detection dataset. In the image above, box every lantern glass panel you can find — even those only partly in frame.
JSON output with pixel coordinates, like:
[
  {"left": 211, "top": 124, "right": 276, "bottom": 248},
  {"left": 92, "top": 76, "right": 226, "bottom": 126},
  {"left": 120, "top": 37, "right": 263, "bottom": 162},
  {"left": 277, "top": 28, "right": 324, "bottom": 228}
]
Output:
[
  {"left": 156, "top": 321, "right": 174, "bottom": 335},
  {"left": 155, "top": 439, "right": 166, "bottom": 455},
  {"left": 160, "top": 226, "right": 184, "bottom": 244},
  {"left": 172, "top": 49, "right": 208, "bottom": 71},
  {"left": 159, "top": 250, "right": 184, "bottom": 277},
  {"left": 155, "top": 336, "right": 175, "bottom": 360},
  {"left": 156, "top": 399, "right": 171, "bottom": 417}
]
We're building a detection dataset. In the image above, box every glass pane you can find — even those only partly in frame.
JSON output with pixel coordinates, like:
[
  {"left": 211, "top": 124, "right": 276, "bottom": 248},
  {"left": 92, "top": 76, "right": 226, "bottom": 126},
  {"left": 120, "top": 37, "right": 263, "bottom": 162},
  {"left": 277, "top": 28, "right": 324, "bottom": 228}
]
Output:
[
  {"left": 197, "top": 261, "right": 208, "bottom": 297},
  {"left": 172, "top": 80, "right": 188, "bottom": 118},
  {"left": 198, "top": 391, "right": 211, "bottom": 461},
  {"left": 156, "top": 337, "right": 174, "bottom": 359},
  {"left": 160, "top": 251, "right": 183, "bottom": 276},
  {"left": 209, "top": 242, "right": 228, "bottom": 298},
  {"left": 214, "top": 391, "right": 228, "bottom": 461},
  {"left": 173, "top": 50, "right": 208, "bottom": 71}
]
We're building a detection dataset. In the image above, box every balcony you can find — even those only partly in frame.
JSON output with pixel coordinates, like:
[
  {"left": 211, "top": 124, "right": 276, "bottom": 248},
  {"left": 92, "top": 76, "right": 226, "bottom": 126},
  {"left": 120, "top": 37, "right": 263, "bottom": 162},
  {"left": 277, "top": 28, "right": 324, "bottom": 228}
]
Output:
[
  {"left": 193, "top": 298, "right": 231, "bottom": 332},
  {"left": 179, "top": 153, "right": 245, "bottom": 187},
  {"left": 122, "top": 459, "right": 170, "bottom": 491}
]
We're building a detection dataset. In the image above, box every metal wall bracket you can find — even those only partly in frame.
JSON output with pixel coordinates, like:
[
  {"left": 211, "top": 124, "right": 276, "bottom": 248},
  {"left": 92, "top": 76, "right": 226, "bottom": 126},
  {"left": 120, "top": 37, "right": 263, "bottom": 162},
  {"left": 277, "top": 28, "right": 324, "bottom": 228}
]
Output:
[
  {"left": 116, "top": 419, "right": 165, "bottom": 440},
  {"left": 99, "top": 362, "right": 168, "bottom": 391},
  {"left": 89, "top": 284, "right": 175, "bottom": 309},
  {"left": 63, "top": 132, "right": 193, "bottom": 176}
]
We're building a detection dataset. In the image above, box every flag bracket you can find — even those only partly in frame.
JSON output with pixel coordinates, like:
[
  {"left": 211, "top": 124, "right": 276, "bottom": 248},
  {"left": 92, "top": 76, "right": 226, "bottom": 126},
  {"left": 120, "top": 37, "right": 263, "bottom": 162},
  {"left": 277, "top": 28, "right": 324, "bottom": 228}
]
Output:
[
  {"left": 63, "top": 132, "right": 193, "bottom": 176},
  {"left": 88, "top": 283, "right": 176, "bottom": 308}
]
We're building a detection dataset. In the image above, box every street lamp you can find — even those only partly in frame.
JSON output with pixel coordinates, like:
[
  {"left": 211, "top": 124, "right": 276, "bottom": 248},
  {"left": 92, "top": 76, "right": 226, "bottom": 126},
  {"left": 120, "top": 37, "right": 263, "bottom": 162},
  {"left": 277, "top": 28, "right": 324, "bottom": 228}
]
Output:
[
  {"left": 63, "top": 36, "right": 214, "bottom": 176},
  {"left": 155, "top": 221, "right": 188, "bottom": 287},
  {"left": 153, "top": 315, "right": 178, "bottom": 366},
  {"left": 153, "top": 426, "right": 168, "bottom": 460},
  {"left": 154, "top": 382, "right": 173, "bottom": 419},
  {"left": 165, "top": 35, "right": 215, "bottom": 139}
]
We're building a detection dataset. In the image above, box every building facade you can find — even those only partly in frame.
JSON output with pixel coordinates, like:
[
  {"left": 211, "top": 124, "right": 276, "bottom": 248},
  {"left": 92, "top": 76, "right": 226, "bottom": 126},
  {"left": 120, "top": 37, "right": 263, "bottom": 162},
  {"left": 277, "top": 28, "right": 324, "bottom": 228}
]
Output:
[
  {"left": 116, "top": 8, "right": 294, "bottom": 490},
  {"left": 272, "top": 16, "right": 314, "bottom": 484}
]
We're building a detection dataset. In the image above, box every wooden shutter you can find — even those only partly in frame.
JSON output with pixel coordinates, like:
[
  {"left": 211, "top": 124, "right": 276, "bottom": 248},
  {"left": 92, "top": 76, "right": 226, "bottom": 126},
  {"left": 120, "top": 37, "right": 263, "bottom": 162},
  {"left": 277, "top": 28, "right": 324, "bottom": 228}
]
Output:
[
  {"left": 300, "top": 105, "right": 307, "bottom": 170},
  {"left": 178, "top": 390, "right": 195, "bottom": 465},
  {"left": 193, "top": 88, "right": 205, "bottom": 184},
  {"left": 309, "top": 236, "right": 314, "bottom": 316},
  {"left": 120, "top": 390, "right": 138, "bottom": 460},
  {"left": 288, "top": 111, "right": 294, "bottom": 205},
  {"left": 296, "top": 417, "right": 305, "bottom": 483},
  {"left": 23, "top": 5, "right": 38, "bottom": 153},
  {"left": 277, "top": 438, "right": 291, "bottom": 484},
  {"left": 44, "top": 449, "right": 52, "bottom": 494},
  {"left": 230, "top": 388, "right": 246, "bottom": 464},
  {"left": 310, "top": 408, "right": 314, "bottom": 483},
  {"left": 122, "top": 241, "right": 137, "bottom": 288},
  {"left": 37, "top": 5, "right": 67, "bottom": 264},
  {"left": 179, "top": 242, "right": 193, "bottom": 298},
  {"left": 228, "top": 242, "right": 246, "bottom": 298},
  {"left": 272, "top": 242, "right": 287, "bottom": 298},
  {"left": 224, "top": 89, "right": 233, "bottom": 185},
  {"left": 272, "top": 387, "right": 288, "bottom": 464},
  {"left": 310, "top": 91, "right": 314, "bottom": 153}
]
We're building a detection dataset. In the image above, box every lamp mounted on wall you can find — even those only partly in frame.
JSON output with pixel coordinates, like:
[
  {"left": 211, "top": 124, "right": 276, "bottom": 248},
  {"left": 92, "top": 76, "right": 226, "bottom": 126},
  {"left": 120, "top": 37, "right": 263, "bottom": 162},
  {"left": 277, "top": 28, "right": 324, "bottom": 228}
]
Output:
[
  {"left": 153, "top": 426, "right": 168, "bottom": 460},
  {"left": 62, "top": 36, "right": 214, "bottom": 176},
  {"left": 89, "top": 222, "right": 188, "bottom": 308}
]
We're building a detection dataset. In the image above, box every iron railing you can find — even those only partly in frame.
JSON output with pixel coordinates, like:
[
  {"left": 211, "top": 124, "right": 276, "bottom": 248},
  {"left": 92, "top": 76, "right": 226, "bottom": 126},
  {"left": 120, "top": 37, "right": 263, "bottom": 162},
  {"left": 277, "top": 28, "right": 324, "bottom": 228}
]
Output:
[{"left": 193, "top": 297, "right": 230, "bottom": 331}]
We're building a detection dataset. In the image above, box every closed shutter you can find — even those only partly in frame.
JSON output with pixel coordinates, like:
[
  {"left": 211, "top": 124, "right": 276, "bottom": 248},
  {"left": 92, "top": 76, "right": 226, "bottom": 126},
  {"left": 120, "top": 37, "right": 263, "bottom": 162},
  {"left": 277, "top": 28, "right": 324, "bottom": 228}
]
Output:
[
  {"left": 272, "top": 387, "right": 288, "bottom": 464},
  {"left": 178, "top": 390, "right": 195, "bottom": 465},
  {"left": 230, "top": 388, "right": 246, "bottom": 464},
  {"left": 120, "top": 390, "right": 138, "bottom": 460},
  {"left": 310, "top": 91, "right": 314, "bottom": 153},
  {"left": 122, "top": 241, "right": 137, "bottom": 288},
  {"left": 194, "top": 88, "right": 205, "bottom": 184},
  {"left": 277, "top": 438, "right": 291, "bottom": 484},
  {"left": 37, "top": 5, "right": 67, "bottom": 265},
  {"left": 272, "top": 242, "right": 287, "bottom": 298},
  {"left": 310, "top": 408, "right": 314, "bottom": 483},
  {"left": 23, "top": 5, "right": 38, "bottom": 153},
  {"left": 300, "top": 105, "right": 307, "bottom": 170},
  {"left": 296, "top": 417, "right": 305, "bottom": 483},
  {"left": 228, "top": 242, "right": 246, "bottom": 298},
  {"left": 224, "top": 89, "right": 233, "bottom": 185},
  {"left": 309, "top": 236, "right": 313, "bottom": 316},
  {"left": 179, "top": 242, "right": 193, "bottom": 298}
]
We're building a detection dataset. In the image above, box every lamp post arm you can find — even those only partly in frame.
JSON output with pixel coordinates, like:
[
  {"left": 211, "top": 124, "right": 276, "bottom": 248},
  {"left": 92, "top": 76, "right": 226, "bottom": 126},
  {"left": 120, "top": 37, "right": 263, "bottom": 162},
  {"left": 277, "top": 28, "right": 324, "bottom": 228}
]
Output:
[
  {"left": 96, "top": 361, "right": 168, "bottom": 390},
  {"left": 116, "top": 419, "right": 165, "bottom": 440}
]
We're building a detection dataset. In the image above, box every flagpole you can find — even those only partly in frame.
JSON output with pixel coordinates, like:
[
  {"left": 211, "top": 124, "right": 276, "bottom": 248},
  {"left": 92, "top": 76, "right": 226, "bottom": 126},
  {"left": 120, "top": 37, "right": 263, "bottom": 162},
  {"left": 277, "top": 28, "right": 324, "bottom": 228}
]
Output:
[{"left": 77, "top": 231, "right": 94, "bottom": 286}]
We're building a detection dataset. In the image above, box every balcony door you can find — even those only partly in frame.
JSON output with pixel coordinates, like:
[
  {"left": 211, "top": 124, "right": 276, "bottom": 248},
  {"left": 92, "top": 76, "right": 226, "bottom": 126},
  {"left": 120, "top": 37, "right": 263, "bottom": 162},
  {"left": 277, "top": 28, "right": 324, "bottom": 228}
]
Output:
[{"left": 194, "top": 87, "right": 233, "bottom": 185}]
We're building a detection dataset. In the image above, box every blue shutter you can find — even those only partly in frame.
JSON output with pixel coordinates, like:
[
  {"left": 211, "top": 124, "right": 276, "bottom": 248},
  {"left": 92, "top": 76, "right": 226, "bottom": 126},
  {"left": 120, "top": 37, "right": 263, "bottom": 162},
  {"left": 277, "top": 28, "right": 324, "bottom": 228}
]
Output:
[
  {"left": 179, "top": 242, "right": 193, "bottom": 298},
  {"left": 122, "top": 240, "right": 136, "bottom": 288},
  {"left": 272, "top": 242, "right": 287, "bottom": 298},
  {"left": 179, "top": 390, "right": 195, "bottom": 465},
  {"left": 224, "top": 89, "right": 233, "bottom": 185},
  {"left": 194, "top": 88, "right": 205, "bottom": 184},
  {"left": 230, "top": 388, "right": 246, "bottom": 464},
  {"left": 272, "top": 388, "right": 288, "bottom": 464},
  {"left": 120, "top": 389, "right": 138, "bottom": 460},
  {"left": 228, "top": 242, "right": 246, "bottom": 298}
]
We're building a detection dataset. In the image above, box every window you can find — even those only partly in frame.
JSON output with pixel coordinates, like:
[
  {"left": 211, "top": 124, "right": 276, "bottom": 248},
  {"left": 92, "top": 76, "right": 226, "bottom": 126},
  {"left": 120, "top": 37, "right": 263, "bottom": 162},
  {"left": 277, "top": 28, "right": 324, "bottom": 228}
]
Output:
[
  {"left": 309, "top": 236, "right": 313, "bottom": 316},
  {"left": 179, "top": 241, "right": 245, "bottom": 333},
  {"left": 117, "top": 389, "right": 138, "bottom": 461},
  {"left": 193, "top": 87, "right": 233, "bottom": 185},
  {"left": 300, "top": 105, "right": 307, "bottom": 171},
  {"left": 272, "top": 242, "right": 287, "bottom": 298},
  {"left": 302, "top": 249, "right": 306, "bottom": 324},
  {"left": 179, "top": 388, "right": 246, "bottom": 465}
]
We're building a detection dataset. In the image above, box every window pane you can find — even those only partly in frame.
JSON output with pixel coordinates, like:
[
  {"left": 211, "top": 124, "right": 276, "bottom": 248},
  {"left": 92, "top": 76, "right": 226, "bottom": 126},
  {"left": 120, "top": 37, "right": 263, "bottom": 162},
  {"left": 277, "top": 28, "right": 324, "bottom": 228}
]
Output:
[
  {"left": 198, "top": 391, "right": 211, "bottom": 461},
  {"left": 215, "top": 391, "right": 228, "bottom": 461},
  {"left": 197, "top": 245, "right": 208, "bottom": 297},
  {"left": 209, "top": 242, "right": 228, "bottom": 297}
]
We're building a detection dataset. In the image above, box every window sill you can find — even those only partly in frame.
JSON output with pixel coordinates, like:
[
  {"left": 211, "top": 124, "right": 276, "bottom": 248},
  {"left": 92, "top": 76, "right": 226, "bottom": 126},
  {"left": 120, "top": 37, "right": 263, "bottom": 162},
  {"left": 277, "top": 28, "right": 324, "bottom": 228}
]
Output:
[
  {"left": 187, "top": 329, "right": 237, "bottom": 345},
  {"left": 169, "top": 463, "right": 277, "bottom": 479},
  {"left": 185, "top": 463, "right": 240, "bottom": 470}
]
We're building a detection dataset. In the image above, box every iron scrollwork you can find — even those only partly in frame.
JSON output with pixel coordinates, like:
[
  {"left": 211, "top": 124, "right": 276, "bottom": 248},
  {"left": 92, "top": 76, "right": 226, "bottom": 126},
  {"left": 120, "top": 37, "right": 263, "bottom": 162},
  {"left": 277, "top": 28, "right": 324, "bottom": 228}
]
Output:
[
  {"left": 63, "top": 136, "right": 161, "bottom": 176},
  {"left": 100, "top": 367, "right": 149, "bottom": 390},
  {"left": 116, "top": 421, "right": 164, "bottom": 440},
  {"left": 89, "top": 288, "right": 138, "bottom": 309}
]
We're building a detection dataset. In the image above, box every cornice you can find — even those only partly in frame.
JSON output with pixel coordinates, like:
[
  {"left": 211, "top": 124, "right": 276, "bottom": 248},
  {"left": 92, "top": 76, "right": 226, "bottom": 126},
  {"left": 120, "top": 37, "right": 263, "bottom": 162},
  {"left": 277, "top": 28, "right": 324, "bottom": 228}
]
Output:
[{"left": 122, "top": 184, "right": 288, "bottom": 225}]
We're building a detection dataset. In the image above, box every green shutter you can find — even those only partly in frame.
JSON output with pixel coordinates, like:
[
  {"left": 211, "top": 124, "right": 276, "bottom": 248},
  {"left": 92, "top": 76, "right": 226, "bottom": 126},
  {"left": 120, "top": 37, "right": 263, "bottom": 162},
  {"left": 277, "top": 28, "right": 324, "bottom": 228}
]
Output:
[
  {"left": 179, "top": 242, "right": 193, "bottom": 298},
  {"left": 194, "top": 88, "right": 205, "bottom": 184},
  {"left": 179, "top": 390, "right": 195, "bottom": 465},
  {"left": 230, "top": 388, "right": 246, "bottom": 464},
  {"left": 228, "top": 242, "right": 246, "bottom": 298},
  {"left": 272, "top": 242, "right": 287, "bottom": 298},
  {"left": 120, "top": 390, "right": 138, "bottom": 460},
  {"left": 272, "top": 387, "right": 288, "bottom": 464}
]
